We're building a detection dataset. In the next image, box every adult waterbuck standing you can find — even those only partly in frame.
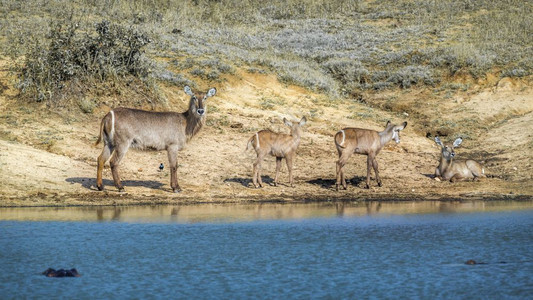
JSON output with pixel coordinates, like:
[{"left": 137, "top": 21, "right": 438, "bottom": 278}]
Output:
[
  {"left": 434, "top": 136, "right": 485, "bottom": 182},
  {"left": 246, "top": 117, "right": 307, "bottom": 188},
  {"left": 334, "top": 121, "right": 407, "bottom": 190},
  {"left": 95, "top": 86, "right": 217, "bottom": 192}
]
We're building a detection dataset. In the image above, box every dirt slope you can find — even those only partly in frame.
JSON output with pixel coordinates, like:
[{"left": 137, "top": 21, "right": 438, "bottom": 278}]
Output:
[{"left": 0, "top": 61, "right": 531, "bottom": 206}]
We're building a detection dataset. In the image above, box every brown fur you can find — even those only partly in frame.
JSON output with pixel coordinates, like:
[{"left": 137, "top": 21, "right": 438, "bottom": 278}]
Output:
[
  {"left": 247, "top": 117, "right": 306, "bottom": 188},
  {"left": 434, "top": 137, "right": 485, "bottom": 182},
  {"left": 95, "top": 86, "right": 216, "bottom": 193},
  {"left": 335, "top": 121, "right": 407, "bottom": 190}
]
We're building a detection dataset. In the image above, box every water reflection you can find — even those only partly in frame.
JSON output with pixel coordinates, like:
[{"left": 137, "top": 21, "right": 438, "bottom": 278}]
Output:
[{"left": 0, "top": 200, "right": 531, "bottom": 223}]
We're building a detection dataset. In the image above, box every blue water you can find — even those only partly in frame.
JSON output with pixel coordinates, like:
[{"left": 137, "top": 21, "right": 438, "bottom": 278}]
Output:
[{"left": 1, "top": 205, "right": 532, "bottom": 299}]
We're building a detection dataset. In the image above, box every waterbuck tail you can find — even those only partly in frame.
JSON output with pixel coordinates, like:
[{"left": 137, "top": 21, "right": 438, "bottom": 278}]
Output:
[
  {"left": 335, "top": 130, "right": 347, "bottom": 148},
  {"left": 246, "top": 132, "right": 259, "bottom": 151},
  {"left": 95, "top": 117, "right": 105, "bottom": 146},
  {"left": 95, "top": 110, "right": 115, "bottom": 146}
]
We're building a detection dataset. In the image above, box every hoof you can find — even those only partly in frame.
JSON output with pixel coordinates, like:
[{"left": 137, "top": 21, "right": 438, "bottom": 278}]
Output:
[
  {"left": 364, "top": 184, "right": 370, "bottom": 189},
  {"left": 97, "top": 185, "right": 104, "bottom": 191},
  {"left": 172, "top": 188, "right": 182, "bottom": 193},
  {"left": 117, "top": 187, "right": 125, "bottom": 193},
  {"left": 378, "top": 182, "right": 382, "bottom": 187}
]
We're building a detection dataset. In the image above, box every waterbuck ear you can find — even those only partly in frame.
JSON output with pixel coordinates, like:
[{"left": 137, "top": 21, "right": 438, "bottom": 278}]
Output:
[
  {"left": 395, "top": 122, "right": 407, "bottom": 131},
  {"left": 184, "top": 86, "right": 194, "bottom": 96},
  {"left": 453, "top": 137, "right": 463, "bottom": 148},
  {"left": 206, "top": 87, "right": 216, "bottom": 98},
  {"left": 435, "top": 136, "right": 443, "bottom": 147},
  {"left": 283, "top": 118, "right": 293, "bottom": 127},
  {"left": 299, "top": 116, "right": 307, "bottom": 126}
]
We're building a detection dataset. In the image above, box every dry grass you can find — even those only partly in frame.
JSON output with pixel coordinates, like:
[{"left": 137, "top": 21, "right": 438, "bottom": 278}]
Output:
[{"left": 1, "top": 0, "right": 530, "bottom": 104}]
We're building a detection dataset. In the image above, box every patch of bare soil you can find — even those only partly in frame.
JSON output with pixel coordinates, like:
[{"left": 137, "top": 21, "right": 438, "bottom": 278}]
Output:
[{"left": 0, "top": 61, "right": 531, "bottom": 206}]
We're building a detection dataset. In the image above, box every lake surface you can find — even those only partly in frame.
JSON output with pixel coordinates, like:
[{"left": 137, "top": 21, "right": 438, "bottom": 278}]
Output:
[{"left": 1, "top": 201, "right": 532, "bottom": 299}]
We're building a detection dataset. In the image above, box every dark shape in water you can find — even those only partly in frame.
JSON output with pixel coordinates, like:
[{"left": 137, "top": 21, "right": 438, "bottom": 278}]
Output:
[
  {"left": 43, "top": 268, "right": 81, "bottom": 277},
  {"left": 465, "top": 260, "right": 487, "bottom": 265}
]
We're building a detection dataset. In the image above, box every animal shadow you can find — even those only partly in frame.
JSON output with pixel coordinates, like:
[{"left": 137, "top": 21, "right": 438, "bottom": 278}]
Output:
[
  {"left": 422, "top": 173, "right": 436, "bottom": 179},
  {"left": 66, "top": 177, "right": 165, "bottom": 191},
  {"left": 224, "top": 176, "right": 274, "bottom": 188},
  {"left": 307, "top": 178, "right": 336, "bottom": 189},
  {"left": 308, "top": 176, "right": 367, "bottom": 189},
  {"left": 223, "top": 177, "right": 252, "bottom": 188},
  {"left": 347, "top": 176, "right": 366, "bottom": 186}
]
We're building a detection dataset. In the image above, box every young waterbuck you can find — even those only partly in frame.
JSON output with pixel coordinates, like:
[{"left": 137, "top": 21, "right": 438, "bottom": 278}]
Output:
[
  {"left": 246, "top": 117, "right": 307, "bottom": 188},
  {"left": 334, "top": 121, "right": 407, "bottom": 190},
  {"left": 95, "top": 86, "right": 217, "bottom": 192},
  {"left": 434, "top": 136, "right": 485, "bottom": 182}
]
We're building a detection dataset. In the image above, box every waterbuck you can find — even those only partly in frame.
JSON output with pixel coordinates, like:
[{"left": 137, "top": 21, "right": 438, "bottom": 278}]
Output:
[
  {"left": 95, "top": 86, "right": 217, "bottom": 192},
  {"left": 246, "top": 117, "right": 307, "bottom": 188},
  {"left": 434, "top": 136, "right": 485, "bottom": 182},
  {"left": 334, "top": 120, "right": 407, "bottom": 190}
]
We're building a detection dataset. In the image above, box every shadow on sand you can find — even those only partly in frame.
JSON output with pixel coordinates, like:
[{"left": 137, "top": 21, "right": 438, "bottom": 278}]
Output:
[
  {"left": 307, "top": 176, "right": 366, "bottom": 189},
  {"left": 66, "top": 177, "right": 165, "bottom": 191},
  {"left": 224, "top": 176, "right": 275, "bottom": 188}
]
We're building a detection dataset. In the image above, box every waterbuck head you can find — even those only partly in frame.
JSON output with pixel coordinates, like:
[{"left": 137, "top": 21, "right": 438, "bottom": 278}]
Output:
[
  {"left": 435, "top": 136, "right": 462, "bottom": 161},
  {"left": 283, "top": 116, "right": 307, "bottom": 137},
  {"left": 184, "top": 86, "right": 217, "bottom": 140},
  {"left": 184, "top": 86, "right": 217, "bottom": 117},
  {"left": 387, "top": 121, "right": 408, "bottom": 143}
]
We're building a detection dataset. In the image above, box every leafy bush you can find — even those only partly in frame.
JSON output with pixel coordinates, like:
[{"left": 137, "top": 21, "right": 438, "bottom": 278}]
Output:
[
  {"left": 19, "top": 19, "right": 152, "bottom": 104},
  {"left": 386, "top": 66, "right": 435, "bottom": 89},
  {"left": 3, "top": 0, "right": 531, "bottom": 100}
]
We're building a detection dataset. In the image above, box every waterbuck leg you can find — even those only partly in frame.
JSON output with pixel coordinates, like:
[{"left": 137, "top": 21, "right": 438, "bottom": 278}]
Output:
[
  {"left": 109, "top": 145, "right": 128, "bottom": 192},
  {"left": 365, "top": 155, "right": 373, "bottom": 189},
  {"left": 336, "top": 151, "right": 351, "bottom": 191},
  {"left": 274, "top": 157, "right": 282, "bottom": 186},
  {"left": 257, "top": 161, "right": 264, "bottom": 188},
  {"left": 286, "top": 156, "right": 294, "bottom": 187},
  {"left": 252, "top": 160, "right": 258, "bottom": 188},
  {"left": 167, "top": 148, "right": 181, "bottom": 193},
  {"left": 252, "top": 157, "right": 263, "bottom": 188},
  {"left": 434, "top": 167, "right": 441, "bottom": 179},
  {"left": 450, "top": 174, "right": 460, "bottom": 183},
  {"left": 372, "top": 157, "right": 382, "bottom": 187},
  {"left": 96, "top": 144, "right": 113, "bottom": 191}
]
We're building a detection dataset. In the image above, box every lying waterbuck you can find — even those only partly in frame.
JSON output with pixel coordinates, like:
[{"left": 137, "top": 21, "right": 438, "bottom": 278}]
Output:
[
  {"left": 335, "top": 121, "right": 407, "bottom": 190},
  {"left": 95, "top": 86, "right": 217, "bottom": 192},
  {"left": 246, "top": 117, "right": 307, "bottom": 188},
  {"left": 434, "top": 136, "right": 485, "bottom": 182}
]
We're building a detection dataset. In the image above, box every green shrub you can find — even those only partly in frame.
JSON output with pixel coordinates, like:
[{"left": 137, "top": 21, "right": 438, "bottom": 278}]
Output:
[{"left": 18, "top": 19, "right": 152, "bottom": 104}]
